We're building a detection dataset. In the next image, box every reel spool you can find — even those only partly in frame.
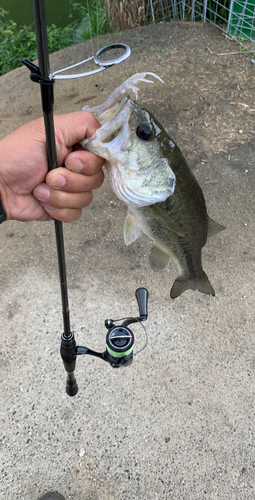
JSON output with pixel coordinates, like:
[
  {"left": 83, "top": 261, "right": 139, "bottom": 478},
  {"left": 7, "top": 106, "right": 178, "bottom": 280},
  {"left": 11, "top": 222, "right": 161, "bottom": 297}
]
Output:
[{"left": 105, "top": 326, "right": 134, "bottom": 368}]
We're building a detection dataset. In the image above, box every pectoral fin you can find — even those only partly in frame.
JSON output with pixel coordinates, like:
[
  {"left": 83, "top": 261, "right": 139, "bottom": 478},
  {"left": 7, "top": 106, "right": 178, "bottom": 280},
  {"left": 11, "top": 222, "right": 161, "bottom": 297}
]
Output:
[
  {"left": 149, "top": 245, "right": 171, "bottom": 271},
  {"left": 124, "top": 212, "right": 141, "bottom": 246},
  {"left": 207, "top": 217, "right": 226, "bottom": 237},
  {"left": 148, "top": 206, "right": 185, "bottom": 237}
]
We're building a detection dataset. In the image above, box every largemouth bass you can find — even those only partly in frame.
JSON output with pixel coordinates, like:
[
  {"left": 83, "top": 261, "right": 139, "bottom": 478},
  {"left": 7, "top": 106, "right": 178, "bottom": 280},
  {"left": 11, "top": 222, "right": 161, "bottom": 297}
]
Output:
[{"left": 81, "top": 73, "right": 225, "bottom": 299}]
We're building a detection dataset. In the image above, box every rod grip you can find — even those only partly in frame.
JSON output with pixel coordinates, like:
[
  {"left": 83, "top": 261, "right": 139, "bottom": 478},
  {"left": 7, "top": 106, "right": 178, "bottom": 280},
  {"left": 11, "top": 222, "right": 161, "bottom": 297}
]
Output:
[{"left": 60, "top": 335, "right": 78, "bottom": 396}]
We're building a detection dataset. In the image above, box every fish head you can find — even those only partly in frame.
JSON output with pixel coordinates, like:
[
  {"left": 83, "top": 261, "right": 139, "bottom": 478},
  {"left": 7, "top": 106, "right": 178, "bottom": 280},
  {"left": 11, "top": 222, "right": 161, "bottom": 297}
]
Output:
[{"left": 81, "top": 96, "right": 176, "bottom": 207}]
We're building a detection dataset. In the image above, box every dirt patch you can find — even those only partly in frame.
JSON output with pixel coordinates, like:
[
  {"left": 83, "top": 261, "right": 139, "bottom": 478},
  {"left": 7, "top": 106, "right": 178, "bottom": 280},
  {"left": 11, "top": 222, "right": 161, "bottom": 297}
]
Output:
[{"left": 113, "top": 21, "right": 255, "bottom": 160}]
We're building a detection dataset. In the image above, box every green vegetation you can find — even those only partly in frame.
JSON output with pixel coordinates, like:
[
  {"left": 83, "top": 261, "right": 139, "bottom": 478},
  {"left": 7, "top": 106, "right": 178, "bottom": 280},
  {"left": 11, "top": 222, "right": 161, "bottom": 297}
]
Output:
[
  {"left": 133, "top": 32, "right": 144, "bottom": 43},
  {"left": 0, "top": 1, "right": 109, "bottom": 76},
  {"left": 0, "top": 0, "right": 252, "bottom": 76}
]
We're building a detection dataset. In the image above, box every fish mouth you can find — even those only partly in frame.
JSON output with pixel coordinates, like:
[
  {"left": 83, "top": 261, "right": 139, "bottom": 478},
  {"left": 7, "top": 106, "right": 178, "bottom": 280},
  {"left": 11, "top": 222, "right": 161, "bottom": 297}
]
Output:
[
  {"left": 97, "top": 95, "right": 129, "bottom": 125},
  {"left": 97, "top": 95, "right": 132, "bottom": 144},
  {"left": 80, "top": 95, "right": 132, "bottom": 151}
]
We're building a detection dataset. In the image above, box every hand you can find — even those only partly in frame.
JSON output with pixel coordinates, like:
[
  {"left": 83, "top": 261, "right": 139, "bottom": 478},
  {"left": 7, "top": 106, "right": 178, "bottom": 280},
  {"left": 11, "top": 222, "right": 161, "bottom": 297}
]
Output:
[{"left": 0, "top": 112, "right": 104, "bottom": 222}]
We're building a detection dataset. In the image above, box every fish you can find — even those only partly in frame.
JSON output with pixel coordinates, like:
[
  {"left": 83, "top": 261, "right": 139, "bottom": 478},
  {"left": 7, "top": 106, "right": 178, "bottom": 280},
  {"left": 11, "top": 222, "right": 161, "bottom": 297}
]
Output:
[{"left": 80, "top": 73, "right": 225, "bottom": 299}]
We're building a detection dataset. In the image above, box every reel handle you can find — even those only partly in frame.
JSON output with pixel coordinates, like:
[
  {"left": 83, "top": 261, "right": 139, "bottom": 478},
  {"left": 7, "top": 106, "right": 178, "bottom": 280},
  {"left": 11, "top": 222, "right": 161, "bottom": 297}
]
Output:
[{"left": 135, "top": 288, "right": 149, "bottom": 319}]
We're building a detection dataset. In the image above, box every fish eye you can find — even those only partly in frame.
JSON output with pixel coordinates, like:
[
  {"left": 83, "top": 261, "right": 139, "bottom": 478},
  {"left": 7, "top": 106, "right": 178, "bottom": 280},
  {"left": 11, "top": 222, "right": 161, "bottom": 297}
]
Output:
[{"left": 136, "top": 122, "right": 152, "bottom": 141}]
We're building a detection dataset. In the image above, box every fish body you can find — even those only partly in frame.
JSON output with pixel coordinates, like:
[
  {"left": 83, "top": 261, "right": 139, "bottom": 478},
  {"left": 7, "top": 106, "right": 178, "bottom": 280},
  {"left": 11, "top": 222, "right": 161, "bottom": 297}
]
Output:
[{"left": 81, "top": 73, "right": 225, "bottom": 298}]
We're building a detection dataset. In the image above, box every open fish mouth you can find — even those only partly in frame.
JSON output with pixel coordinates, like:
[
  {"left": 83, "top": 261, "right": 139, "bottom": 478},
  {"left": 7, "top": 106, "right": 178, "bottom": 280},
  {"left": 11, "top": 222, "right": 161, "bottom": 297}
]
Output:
[
  {"left": 81, "top": 95, "right": 131, "bottom": 150},
  {"left": 80, "top": 72, "right": 177, "bottom": 208},
  {"left": 95, "top": 95, "right": 129, "bottom": 126},
  {"left": 98, "top": 96, "right": 130, "bottom": 143}
]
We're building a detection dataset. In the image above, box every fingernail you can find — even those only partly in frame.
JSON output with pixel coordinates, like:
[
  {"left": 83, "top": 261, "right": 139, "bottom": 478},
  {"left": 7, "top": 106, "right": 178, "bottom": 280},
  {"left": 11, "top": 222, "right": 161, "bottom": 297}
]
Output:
[
  {"left": 50, "top": 174, "right": 66, "bottom": 189},
  {"left": 33, "top": 185, "right": 50, "bottom": 201},
  {"left": 42, "top": 203, "right": 55, "bottom": 211},
  {"left": 67, "top": 158, "right": 84, "bottom": 171}
]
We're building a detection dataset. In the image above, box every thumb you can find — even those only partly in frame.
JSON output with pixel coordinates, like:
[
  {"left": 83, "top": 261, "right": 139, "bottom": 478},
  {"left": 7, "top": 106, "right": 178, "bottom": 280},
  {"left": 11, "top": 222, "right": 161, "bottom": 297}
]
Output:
[{"left": 53, "top": 111, "right": 101, "bottom": 156}]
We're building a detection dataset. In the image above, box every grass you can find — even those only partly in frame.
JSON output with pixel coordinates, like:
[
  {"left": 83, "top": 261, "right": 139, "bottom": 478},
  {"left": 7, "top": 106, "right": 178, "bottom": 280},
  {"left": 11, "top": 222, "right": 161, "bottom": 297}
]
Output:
[
  {"left": 102, "top": 0, "right": 242, "bottom": 33},
  {"left": 104, "top": 0, "right": 146, "bottom": 31},
  {"left": 133, "top": 32, "right": 144, "bottom": 42}
]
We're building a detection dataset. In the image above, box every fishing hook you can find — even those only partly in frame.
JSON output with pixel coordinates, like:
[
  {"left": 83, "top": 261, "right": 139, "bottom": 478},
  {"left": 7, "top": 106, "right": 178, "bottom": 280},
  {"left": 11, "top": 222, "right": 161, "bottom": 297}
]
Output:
[{"left": 95, "top": 84, "right": 112, "bottom": 94}]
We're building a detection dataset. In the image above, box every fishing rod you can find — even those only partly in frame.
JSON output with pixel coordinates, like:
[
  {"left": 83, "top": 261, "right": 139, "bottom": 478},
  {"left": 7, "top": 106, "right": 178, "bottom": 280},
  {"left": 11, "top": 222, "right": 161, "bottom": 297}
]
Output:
[{"left": 23, "top": 0, "right": 149, "bottom": 396}]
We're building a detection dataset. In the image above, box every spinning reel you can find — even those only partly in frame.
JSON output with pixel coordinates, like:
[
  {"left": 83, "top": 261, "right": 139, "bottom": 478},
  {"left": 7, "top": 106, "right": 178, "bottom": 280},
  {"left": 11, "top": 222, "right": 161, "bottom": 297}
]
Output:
[{"left": 60, "top": 288, "right": 149, "bottom": 396}]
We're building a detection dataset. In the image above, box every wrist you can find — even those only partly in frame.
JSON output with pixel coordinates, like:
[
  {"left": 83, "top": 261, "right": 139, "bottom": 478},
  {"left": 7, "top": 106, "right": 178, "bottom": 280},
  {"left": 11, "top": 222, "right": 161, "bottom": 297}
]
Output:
[
  {"left": 0, "top": 177, "right": 10, "bottom": 221},
  {"left": 0, "top": 198, "right": 6, "bottom": 223}
]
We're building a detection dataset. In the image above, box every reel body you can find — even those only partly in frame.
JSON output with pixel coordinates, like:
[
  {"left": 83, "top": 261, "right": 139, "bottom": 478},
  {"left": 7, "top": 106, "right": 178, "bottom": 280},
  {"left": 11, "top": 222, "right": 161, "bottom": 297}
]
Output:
[{"left": 60, "top": 288, "right": 149, "bottom": 395}]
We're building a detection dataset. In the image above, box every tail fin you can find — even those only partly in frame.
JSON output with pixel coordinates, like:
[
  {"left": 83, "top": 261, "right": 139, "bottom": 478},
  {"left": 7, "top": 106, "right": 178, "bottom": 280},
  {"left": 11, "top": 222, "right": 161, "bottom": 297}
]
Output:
[{"left": 170, "top": 272, "right": 215, "bottom": 299}]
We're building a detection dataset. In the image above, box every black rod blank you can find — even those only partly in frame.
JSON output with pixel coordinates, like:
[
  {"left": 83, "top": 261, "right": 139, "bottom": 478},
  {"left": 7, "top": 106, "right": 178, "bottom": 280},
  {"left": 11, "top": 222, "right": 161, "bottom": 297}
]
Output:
[
  {"left": 33, "top": 0, "right": 71, "bottom": 338},
  {"left": 33, "top": 0, "right": 78, "bottom": 395}
]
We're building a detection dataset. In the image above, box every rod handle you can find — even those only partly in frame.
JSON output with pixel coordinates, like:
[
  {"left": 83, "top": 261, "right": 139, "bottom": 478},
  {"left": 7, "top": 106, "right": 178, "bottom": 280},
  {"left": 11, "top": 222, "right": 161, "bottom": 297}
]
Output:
[
  {"left": 60, "top": 335, "right": 78, "bottom": 396},
  {"left": 66, "top": 372, "right": 78, "bottom": 397}
]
